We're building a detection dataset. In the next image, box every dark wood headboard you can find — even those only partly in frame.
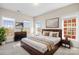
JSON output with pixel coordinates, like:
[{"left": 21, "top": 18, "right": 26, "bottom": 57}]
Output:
[{"left": 42, "top": 29, "right": 62, "bottom": 39}]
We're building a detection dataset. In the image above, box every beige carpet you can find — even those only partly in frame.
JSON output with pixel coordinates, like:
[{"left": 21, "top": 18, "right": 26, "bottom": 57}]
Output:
[
  {"left": 54, "top": 47, "right": 79, "bottom": 55},
  {"left": 0, "top": 41, "right": 30, "bottom": 55},
  {"left": 0, "top": 41, "right": 79, "bottom": 55}
]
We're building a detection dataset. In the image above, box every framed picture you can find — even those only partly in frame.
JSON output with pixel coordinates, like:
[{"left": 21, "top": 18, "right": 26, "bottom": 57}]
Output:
[{"left": 46, "top": 17, "right": 59, "bottom": 28}]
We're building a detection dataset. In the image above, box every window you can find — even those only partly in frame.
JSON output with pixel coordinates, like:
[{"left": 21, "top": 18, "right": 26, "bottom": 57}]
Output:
[
  {"left": 23, "top": 20, "right": 31, "bottom": 35},
  {"left": 23, "top": 21, "right": 31, "bottom": 28},
  {"left": 35, "top": 20, "right": 43, "bottom": 35},
  {"left": 2, "top": 17, "right": 14, "bottom": 28},
  {"left": 2, "top": 17, "right": 15, "bottom": 42}
]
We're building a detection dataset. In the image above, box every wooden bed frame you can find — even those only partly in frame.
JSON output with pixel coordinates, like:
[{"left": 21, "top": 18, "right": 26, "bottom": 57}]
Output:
[{"left": 21, "top": 29, "right": 62, "bottom": 55}]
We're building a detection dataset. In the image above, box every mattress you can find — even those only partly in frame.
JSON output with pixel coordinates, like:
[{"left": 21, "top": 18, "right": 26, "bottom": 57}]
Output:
[{"left": 21, "top": 38, "right": 47, "bottom": 53}]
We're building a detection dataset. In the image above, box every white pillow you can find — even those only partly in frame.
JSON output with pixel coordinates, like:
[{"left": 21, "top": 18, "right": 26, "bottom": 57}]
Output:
[
  {"left": 49, "top": 32, "right": 59, "bottom": 37},
  {"left": 43, "top": 31, "right": 50, "bottom": 36}
]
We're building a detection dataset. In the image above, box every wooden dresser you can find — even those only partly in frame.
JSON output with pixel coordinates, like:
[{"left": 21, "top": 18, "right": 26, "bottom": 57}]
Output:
[{"left": 14, "top": 32, "right": 27, "bottom": 41}]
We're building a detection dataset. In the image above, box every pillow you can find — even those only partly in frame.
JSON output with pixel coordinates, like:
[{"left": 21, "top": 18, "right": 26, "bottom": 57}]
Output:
[
  {"left": 43, "top": 31, "right": 49, "bottom": 36},
  {"left": 49, "top": 32, "right": 59, "bottom": 37}
]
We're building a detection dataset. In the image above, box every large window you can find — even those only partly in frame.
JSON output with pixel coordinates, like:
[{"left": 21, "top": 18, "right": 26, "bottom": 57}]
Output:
[
  {"left": 2, "top": 17, "right": 14, "bottom": 28},
  {"left": 23, "top": 21, "right": 31, "bottom": 28},
  {"left": 35, "top": 20, "right": 43, "bottom": 35},
  {"left": 2, "top": 17, "right": 15, "bottom": 42},
  {"left": 2, "top": 17, "right": 15, "bottom": 36},
  {"left": 23, "top": 20, "right": 31, "bottom": 35}
]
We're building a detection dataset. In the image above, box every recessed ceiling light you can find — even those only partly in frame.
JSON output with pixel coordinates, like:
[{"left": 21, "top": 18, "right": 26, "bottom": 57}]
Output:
[{"left": 33, "top": 3, "right": 39, "bottom": 6}]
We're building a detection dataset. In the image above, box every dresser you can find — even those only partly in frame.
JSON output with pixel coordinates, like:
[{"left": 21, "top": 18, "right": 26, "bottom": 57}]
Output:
[{"left": 14, "top": 32, "right": 27, "bottom": 41}]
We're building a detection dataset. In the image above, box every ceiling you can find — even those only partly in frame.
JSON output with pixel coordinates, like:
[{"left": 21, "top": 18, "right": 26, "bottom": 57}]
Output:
[{"left": 0, "top": 3, "right": 72, "bottom": 17}]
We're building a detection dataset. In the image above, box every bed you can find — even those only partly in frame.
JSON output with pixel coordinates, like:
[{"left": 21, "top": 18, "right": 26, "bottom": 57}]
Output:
[{"left": 21, "top": 29, "right": 62, "bottom": 55}]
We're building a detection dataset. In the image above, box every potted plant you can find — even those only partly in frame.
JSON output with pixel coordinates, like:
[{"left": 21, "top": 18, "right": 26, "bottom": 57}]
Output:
[{"left": 0, "top": 27, "right": 6, "bottom": 45}]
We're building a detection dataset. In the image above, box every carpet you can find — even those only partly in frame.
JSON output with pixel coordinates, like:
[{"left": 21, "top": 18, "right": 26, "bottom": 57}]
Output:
[{"left": 0, "top": 41, "right": 79, "bottom": 55}]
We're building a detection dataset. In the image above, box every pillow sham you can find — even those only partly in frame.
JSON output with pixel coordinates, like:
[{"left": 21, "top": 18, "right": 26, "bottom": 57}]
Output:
[
  {"left": 43, "top": 31, "right": 49, "bottom": 36},
  {"left": 49, "top": 32, "right": 59, "bottom": 37}
]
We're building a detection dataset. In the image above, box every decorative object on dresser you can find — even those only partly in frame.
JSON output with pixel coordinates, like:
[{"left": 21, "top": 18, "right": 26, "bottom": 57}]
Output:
[
  {"left": 62, "top": 36, "right": 71, "bottom": 49},
  {"left": 14, "top": 32, "right": 27, "bottom": 41},
  {"left": 15, "top": 22, "right": 24, "bottom": 32},
  {"left": 46, "top": 17, "right": 59, "bottom": 28}
]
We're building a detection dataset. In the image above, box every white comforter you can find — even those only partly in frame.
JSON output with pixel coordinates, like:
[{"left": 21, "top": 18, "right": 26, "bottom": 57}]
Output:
[
  {"left": 22, "top": 38, "right": 47, "bottom": 53},
  {"left": 21, "top": 35, "right": 61, "bottom": 53}
]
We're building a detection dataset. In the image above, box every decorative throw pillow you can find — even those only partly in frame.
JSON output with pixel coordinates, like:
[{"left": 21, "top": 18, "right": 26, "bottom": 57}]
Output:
[
  {"left": 43, "top": 31, "right": 49, "bottom": 36},
  {"left": 49, "top": 32, "right": 59, "bottom": 37}
]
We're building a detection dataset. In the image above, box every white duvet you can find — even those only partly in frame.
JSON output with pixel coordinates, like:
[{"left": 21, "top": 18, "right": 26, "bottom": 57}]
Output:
[
  {"left": 22, "top": 38, "right": 47, "bottom": 53},
  {"left": 21, "top": 35, "right": 61, "bottom": 53}
]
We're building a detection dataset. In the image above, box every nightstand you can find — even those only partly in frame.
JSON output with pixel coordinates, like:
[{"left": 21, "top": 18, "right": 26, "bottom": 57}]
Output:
[{"left": 62, "top": 39, "right": 71, "bottom": 49}]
